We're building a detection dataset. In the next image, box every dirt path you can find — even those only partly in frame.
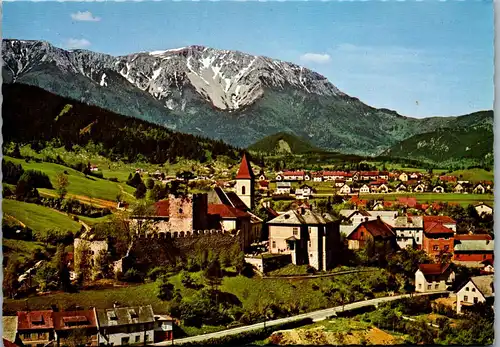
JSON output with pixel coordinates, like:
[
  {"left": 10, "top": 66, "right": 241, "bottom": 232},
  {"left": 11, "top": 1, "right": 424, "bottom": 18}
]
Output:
[
  {"left": 39, "top": 191, "right": 117, "bottom": 209},
  {"left": 4, "top": 214, "right": 26, "bottom": 227}
]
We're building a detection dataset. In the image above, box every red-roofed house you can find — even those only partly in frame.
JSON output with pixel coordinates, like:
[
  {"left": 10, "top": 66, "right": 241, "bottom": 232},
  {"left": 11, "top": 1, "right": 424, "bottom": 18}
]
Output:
[
  {"left": 53, "top": 309, "right": 98, "bottom": 346},
  {"left": 439, "top": 175, "right": 457, "bottom": 183},
  {"left": 347, "top": 217, "right": 397, "bottom": 250},
  {"left": 208, "top": 204, "right": 254, "bottom": 247},
  {"left": 415, "top": 263, "right": 455, "bottom": 293},
  {"left": 282, "top": 171, "right": 306, "bottom": 181},
  {"left": 17, "top": 311, "right": 54, "bottom": 347},
  {"left": 422, "top": 218, "right": 455, "bottom": 258},
  {"left": 397, "top": 197, "right": 418, "bottom": 208},
  {"left": 423, "top": 216, "right": 456, "bottom": 231}
]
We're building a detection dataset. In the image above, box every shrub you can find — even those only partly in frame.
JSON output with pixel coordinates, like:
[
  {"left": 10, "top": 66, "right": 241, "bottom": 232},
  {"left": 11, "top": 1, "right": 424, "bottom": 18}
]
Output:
[{"left": 122, "top": 268, "right": 144, "bottom": 283}]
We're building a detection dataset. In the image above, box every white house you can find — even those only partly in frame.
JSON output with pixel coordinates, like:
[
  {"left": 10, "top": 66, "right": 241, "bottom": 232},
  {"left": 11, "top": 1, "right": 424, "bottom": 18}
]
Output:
[
  {"left": 96, "top": 305, "right": 155, "bottom": 346},
  {"left": 282, "top": 171, "right": 306, "bottom": 181},
  {"left": 359, "top": 184, "right": 370, "bottom": 194},
  {"left": 475, "top": 203, "right": 493, "bottom": 216},
  {"left": 399, "top": 172, "right": 408, "bottom": 182},
  {"left": 433, "top": 185, "right": 445, "bottom": 193},
  {"left": 378, "top": 184, "right": 389, "bottom": 193},
  {"left": 393, "top": 216, "right": 424, "bottom": 249},
  {"left": 454, "top": 183, "right": 464, "bottom": 194},
  {"left": 456, "top": 275, "right": 494, "bottom": 314},
  {"left": 299, "top": 185, "right": 313, "bottom": 198},
  {"left": 413, "top": 183, "right": 426, "bottom": 193},
  {"left": 339, "top": 184, "right": 351, "bottom": 195},
  {"left": 312, "top": 172, "right": 323, "bottom": 182},
  {"left": 415, "top": 263, "right": 455, "bottom": 293},
  {"left": 275, "top": 182, "right": 292, "bottom": 195},
  {"left": 473, "top": 184, "right": 486, "bottom": 194},
  {"left": 395, "top": 183, "right": 407, "bottom": 192}
]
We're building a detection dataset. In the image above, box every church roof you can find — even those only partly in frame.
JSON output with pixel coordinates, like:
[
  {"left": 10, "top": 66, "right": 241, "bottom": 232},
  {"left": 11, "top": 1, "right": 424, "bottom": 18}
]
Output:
[{"left": 235, "top": 154, "right": 254, "bottom": 180}]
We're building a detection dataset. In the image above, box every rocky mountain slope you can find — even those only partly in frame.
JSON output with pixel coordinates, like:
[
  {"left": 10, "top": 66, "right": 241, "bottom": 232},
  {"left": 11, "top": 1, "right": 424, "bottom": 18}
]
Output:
[
  {"left": 382, "top": 111, "right": 493, "bottom": 165},
  {"left": 2, "top": 39, "right": 493, "bottom": 155}
]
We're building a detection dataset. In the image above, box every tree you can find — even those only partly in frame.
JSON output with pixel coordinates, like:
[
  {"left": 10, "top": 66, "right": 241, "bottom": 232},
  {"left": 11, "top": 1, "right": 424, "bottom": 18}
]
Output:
[
  {"left": 146, "top": 178, "right": 155, "bottom": 190},
  {"left": 148, "top": 184, "right": 167, "bottom": 202},
  {"left": 134, "top": 182, "right": 147, "bottom": 199},
  {"left": 158, "top": 277, "right": 175, "bottom": 301},
  {"left": 203, "top": 259, "right": 222, "bottom": 290},
  {"left": 177, "top": 171, "right": 195, "bottom": 183},
  {"left": 35, "top": 263, "right": 58, "bottom": 292},
  {"left": 15, "top": 177, "right": 40, "bottom": 202},
  {"left": 53, "top": 244, "right": 71, "bottom": 291},
  {"left": 3, "top": 260, "right": 19, "bottom": 299},
  {"left": 127, "top": 173, "right": 143, "bottom": 188},
  {"left": 55, "top": 172, "right": 69, "bottom": 199},
  {"left": 93, "top": 249, "right": 113, "bottom": 280}
]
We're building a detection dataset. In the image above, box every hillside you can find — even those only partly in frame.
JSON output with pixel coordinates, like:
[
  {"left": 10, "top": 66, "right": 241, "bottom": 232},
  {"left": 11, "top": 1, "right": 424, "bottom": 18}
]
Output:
[
  {"left": 2, "top": 83, "right": 241, "bottom": 164},
  {"left": 3, "top": 39, "right": 493, "bottom": 155},
  {"left": 248, "top": 132, "right": 325, "bottom": 154},
  {"left": 381, "top": 112, "right": 493, "bottom": 166}
]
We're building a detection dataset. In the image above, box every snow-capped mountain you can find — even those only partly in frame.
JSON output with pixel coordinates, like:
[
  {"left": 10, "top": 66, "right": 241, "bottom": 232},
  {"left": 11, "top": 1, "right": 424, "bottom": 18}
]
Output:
[
  {"left": 3, "top": 39, "right": 342, "bottom": 112},
  {"left": 2, "top": 39, "right": 491, "bottom": 155}
]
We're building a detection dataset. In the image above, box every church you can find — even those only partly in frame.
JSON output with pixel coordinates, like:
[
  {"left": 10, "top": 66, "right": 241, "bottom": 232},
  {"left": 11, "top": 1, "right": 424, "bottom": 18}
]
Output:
[{"left": 207, "top": 153, "right": 263, "bottom": 248}]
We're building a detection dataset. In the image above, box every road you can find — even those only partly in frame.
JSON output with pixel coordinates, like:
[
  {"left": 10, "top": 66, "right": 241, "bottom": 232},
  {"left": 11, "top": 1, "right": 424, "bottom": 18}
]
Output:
[{"left": 154, "top": 290, "right": 449, "bottom": 346}]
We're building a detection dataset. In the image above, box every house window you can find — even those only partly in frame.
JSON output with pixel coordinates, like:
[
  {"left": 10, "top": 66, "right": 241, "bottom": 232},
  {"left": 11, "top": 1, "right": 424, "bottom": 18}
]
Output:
[
  {"left": 272, "top": 241, "right": 276, "bottom": 249},
  {"left": 179, "top": 208, "right": 183, "bottom": 214},
  {"left": 121, "top": 337, "right": 130, "bottom": 345},
  {"left": 135, "top": 336, "right": 140, "bottom": 343},
  {"left": 416, "top": 237, "right": 419, "bottom": 242},
  {"left": 466, "top": 287, "right": 469, "bottom": 291},
  {"left": 444, "top": 245, "right": 449, "bottom": 251},
  {"left": 472, "top": 287, "right": 476, "bottom": 292},
  {"left": 474, "top": 297, "right": 479, "bottom": 304},
  {"left": 360, "top": 231, "right": 364, "bottom": 237},
  {"left": 483, "top": 254, "right": 487, "bottom": 259},
  {"left": 308, "top": 241, "right": 312, "bottom": 247},
  {"left": 464, "top": 295, "right": 469, "bottom": 302},
  {"left": 292, "top": 228, "right": 298, "bottom": 236},
  {"left": 427, "top": 285, "right": 431, "bottom": 290},
  {"left": 435, "top": 284, "right": 439, "bottom": 289},
  {"left": 433, "top": 245, "right": 439, "bottom": 251},
  {"left": 242, "top": 186, "right": 246, "bottom": 195}
]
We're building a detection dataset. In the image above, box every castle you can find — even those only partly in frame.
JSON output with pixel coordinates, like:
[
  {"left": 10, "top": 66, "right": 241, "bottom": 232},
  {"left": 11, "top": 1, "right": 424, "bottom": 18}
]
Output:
[{"left": 128, "top": 153, "right": 262, "bottom": 250}]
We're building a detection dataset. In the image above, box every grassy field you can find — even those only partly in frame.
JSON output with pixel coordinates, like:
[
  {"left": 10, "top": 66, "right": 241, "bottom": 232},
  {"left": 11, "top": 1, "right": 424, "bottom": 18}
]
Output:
[
  {"left": 359, "top": 193, "right": 494, "bottom": 207},
  {"left": 3, "top": 238, "right": 47, "bottom": 264},
  {"left": 3, "top": 199, "right": 82, "bottom": 235},
  {"left": 449, "top": 168, "right": 494, "bottom": 182},
  {"left": 4, "top": 156, "right": 136, "bottom": 203}
]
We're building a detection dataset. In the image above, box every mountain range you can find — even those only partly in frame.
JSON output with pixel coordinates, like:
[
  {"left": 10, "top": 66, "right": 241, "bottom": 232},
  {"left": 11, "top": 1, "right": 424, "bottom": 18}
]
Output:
[{"left": 2, "top": 39, "right": 493, "bottom": 159}]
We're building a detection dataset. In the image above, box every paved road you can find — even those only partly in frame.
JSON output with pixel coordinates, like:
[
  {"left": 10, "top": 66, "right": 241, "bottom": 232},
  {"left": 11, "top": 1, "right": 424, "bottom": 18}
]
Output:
[
  {"left": 261, "top": 269, "right": 373, "bottom": 280},
  {"left": 154, "top": 290, "right": 449, "bottom": 346}
]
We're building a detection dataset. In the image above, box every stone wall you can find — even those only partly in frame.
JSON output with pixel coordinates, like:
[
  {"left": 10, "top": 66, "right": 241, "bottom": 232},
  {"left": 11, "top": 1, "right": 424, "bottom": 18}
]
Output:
[{"left": 119, "top": 231, "right": 242, "bottom": 274}]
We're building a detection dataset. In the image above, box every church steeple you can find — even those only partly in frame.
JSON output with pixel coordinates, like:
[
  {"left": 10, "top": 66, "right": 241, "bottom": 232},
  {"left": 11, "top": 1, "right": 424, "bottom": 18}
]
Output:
[{"left": 235, "top": 153, "right": 254, "bottom": 210}]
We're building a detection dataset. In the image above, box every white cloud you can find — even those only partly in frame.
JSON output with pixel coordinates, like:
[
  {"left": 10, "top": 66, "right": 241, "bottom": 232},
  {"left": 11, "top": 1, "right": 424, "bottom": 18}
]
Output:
[
  {"left": 65, "top": 38, "right": 91, "bottom": 49},
  {"left": 300, "top": 53, "right": 331, "bottom": 64},
  {"left": 70, "top": 11, "right": 101, "bottom": 22}
]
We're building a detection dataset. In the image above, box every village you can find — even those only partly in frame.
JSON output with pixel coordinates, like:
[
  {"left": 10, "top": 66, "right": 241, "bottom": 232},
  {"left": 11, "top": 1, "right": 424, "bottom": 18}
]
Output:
[{"left": 2, "top": 154, "right": 494, "bottom": 347}]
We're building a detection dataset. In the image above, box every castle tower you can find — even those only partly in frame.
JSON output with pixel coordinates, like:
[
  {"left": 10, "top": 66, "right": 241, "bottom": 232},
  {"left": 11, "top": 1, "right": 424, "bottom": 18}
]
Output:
[{"left": 235, "top": 153, "right": 255, "bottom": 210}]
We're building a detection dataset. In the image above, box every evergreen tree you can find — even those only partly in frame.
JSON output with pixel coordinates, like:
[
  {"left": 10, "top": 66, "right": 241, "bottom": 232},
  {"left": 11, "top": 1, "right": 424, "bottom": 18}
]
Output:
[{"left": 134, "top": 182, "right": 147, "bottom": 199}]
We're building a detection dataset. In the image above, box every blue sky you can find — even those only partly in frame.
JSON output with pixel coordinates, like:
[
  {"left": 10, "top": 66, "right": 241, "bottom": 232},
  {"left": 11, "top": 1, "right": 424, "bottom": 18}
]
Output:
[{"left": 3, "top": 1, "right": 493, "bottom": 118}]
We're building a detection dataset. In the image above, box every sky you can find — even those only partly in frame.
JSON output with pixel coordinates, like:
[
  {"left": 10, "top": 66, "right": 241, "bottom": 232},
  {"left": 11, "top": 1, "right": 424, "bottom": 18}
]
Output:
[{"left": 3, "top": 1, "right": 494, "bottom": 118}]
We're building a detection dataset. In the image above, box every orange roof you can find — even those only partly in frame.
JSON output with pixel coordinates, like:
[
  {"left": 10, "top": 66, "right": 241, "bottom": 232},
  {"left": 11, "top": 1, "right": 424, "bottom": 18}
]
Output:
[
  {"left": 424, "top": 222, "right": 454, "bottom": 234},
  {"left": 235, "top": 154, "right": 254, "bottom": 179},
  {"left": 455, "top": 234, "right": 492, "bottom": 241},
  {"left": 208, "top": 204, "right": 250, "bottom": 219},
  {"left": 418, "top": 263, "right": 450, "bottom": 275},
  {"left": 17, "top": 311, "right": 54, "bottom": 330},
  {"left": 423, "top": 216, "right": 456, "bottom": 224},
  {"left": 398, "top": 197, "right": 418, "bottom": 208}
]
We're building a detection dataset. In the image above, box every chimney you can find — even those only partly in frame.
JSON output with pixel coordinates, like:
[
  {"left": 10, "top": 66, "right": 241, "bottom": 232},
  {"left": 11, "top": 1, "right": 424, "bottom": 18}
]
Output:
[
  {"left": 364, "top": 217, "right": 369, "bottom": 222},
  {"left": 377, "top": 215, "right": 381, "bottom": 220}
]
